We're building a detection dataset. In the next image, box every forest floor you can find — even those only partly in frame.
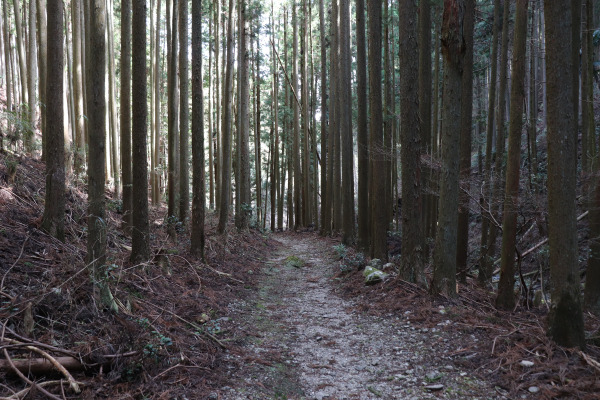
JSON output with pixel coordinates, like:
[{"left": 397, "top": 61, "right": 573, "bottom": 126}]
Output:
[{"left": 1, "top": 151, "right": 600, "bottom": 399}]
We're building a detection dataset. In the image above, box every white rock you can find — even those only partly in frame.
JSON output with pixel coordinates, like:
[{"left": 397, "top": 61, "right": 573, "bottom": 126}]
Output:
[
  {"left": 425, "top": 384, "right": 444, "bottom": 391},
  {"left": 528, "top": 386, "right": 539, "bottom": 393},
  {"left": 520, "top": 360, "right": 535, "bottom": 367}
]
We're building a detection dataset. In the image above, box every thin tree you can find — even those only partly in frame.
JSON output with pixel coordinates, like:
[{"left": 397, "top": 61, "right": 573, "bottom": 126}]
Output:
[
  {"left": 398, "top": 0, "right": 424, "bottom": 284},
  {"left": 130, "top": 0, "right": 150, "bottom": 262},
  {"left": 235, "top": 0, "right": 250, "bottom": 231},
  {"left": 456, "top": 0, "right": 475, "bottom": 282},
  {"left": 88, "top": 0, "right": 115, "bottom": 310},
  {"left": 340, "top": 0, "right": 354, "bottom": 244},
  {"left": 319, "top": 0, "right": 328, "bottom": 236},
  {"left": 2, "top": 0, "right": 12, "bottom": 151},
  {"left": 190, "top": 0, "right": 204, "bottom": 258},
  {"left": 27, "top": 0, "right": 37, "bottom": 153},
  {"left": 368, "top": 0, "right": 386, "bottom": 260},
  {"left": 41, "top": 0, "right": 64, "bottom": 240},
  {"left": 292, "top": 3, "right": 302, "bottom": 229},
  {"left": 419, "top": 0, "right": 432, "bottom": 249},
  {"left": 179, "top": 0, "right": 190, "bottom": 223},
  {"left": 120, "top": 0, "right": 132, "bottom": 232},
  {"left": 255, "top": 34, "right": 262, "bottom": 228},
  {"left": 168, "top": 0, "right": 179, "bottom": 222},
  {"left": 496, "top": 0, "right": 528, "bottom": 310},
  {"left": 431, "top": 0, "right": 465, "bottom": 296},
  {"left": 482, "top": 0, "right": 511, "bottom": 281},
  {"left": 217, "top": 0, "right": 235, "bottom": 234},
  {"left": 544, "top": 0, "right": 586, "bottom": 348},
  {"left": 478, "top": 0, "right": 501, "bottom": 285}
]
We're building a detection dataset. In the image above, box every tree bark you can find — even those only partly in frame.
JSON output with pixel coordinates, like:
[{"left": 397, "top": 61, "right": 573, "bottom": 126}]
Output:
[
  {"left": 368, "top": 0, "right": 386, "bottom": 261},
  {"left": 235, "top": 0, "right": 250, "bottom": 231},
  {"left": 179, "top": 0, "right": 189, "bottom": 223},
  {"left": 340, "top": 0, "right": 354, "bottom": 244},
  {"left": 456, "top": 0, "right": 475, "bottom": 282},
  {"left": 27, "top": 0, "right": 37, "bottom": 153},
  {"left": 419, "top": 0, "right": 433, "bottom": 251},
  {"left": 130, "top": 0, "right": 150, "bottom": 262},
  {"left": 496, "top": 0, "right": 529, "bottom": 310},
  {"left": 217, "top": 0, "right": 235, "bottom": 234},
  {"left": 319, "top": 0, "right": 329, "bottom": 237},
  {"left": 167, "top": 0, "right": 179, "bottom": 222},
  {"left": 88, "top": 0, "right": 114, "bottom": 310},
  {"left": 190, "top": 0, "right": 204, "bottom": 258},
  {"left": 120, "top": 0, "right": 132, "bottom": 232},
  {"left": 399, "top": 0, "right": 424, "bottom": 284},
  {"left": 41, "top": 0, "right": 64, "bottom": 241},
  {"left": 545, "top": 0, "right": 586, "bottom": 348},
  {"left": 431, "top": 0, "right": 465, "bottom": 296}
]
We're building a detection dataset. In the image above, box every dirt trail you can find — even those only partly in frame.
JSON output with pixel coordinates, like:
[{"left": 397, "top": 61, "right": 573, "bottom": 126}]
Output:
[{"left": 220, "top": 233, "right": 499, "bottom": 399}]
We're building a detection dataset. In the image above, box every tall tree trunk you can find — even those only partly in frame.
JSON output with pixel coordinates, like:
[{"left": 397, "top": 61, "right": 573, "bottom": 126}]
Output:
[
  {"left": 235, "top": 0, "right": 250, "bottom": 231},
  {"left": 120, "top": 0, "right": 132, "bottom": 231},
  {"left": 399, "top": 0, "right": 424, "bottom": 284},
  {"left": 478, "top": 0, "right": 501, "bottom": 285},
  {"left": 217, "top": 0, "right": 235, "bottom": 234},
  {"left": 152, "top": 0, "right": 161, "bottom": 204},
  {"left": 584, "top": 0, "right": 600, "bottom": 313},
  {"left": 255, "top": 34, "right": 262, "bottom": 228},
  {"left": 214, "top": 0, "right": 221, "bottom": 211},
  {"left": 88, "top": 0, "right": 115, "bottom": 310},
  {"left": 319, "top": 0, "right": 329, "bottom": 236},
  {"left": 41, "top": 0, "right": 64, "bottom": 240},
  {"left": 545, "top": 0, "right": 586, "bottom": 348},
  {"left": 292, "top": 3, "right": 302, "bottom": 229},
  {"left": 13, "top": 0, "right": 28, "bottom": 119},
  {"left": 107, "top": 0, "right": 119, "bottom": 197},
  {"left": 130, "top": 0, "right": 150, "bottom": 262},
  {"left": 582, "top": 0, "right": 595, "bottom": 174},
  {"left": 456, "top": 0, "right": 475, "bottom": 283},
  {"left": 496, "top": 0, "right": 528, "bottom": 310},
  {"left": 368, "top": 0, "right": 386, "bottom": 260},
  {"left": 191, "top": 0, "right": 205, "bottom": 258},
  {"left": 208, "top": 9, "right": 214, "bottom": 210},
  {"left": 301, "top": 0, "right": 312, "bottom": 228},
  {"left": 72, "top": 0, "right": 84, "bottom": 174},
  {"left": 326, "top": 2, "right": 335, "bottom": 235},
  {"left": 2, "top": 0, "right": 13, "bottom": 151},
  {"left": 332, "top": 0, "right": 342, "bottom": 232},
  {"left": 431, "top": 0, "right": 465, "bottom": 297},
  {"left": 340, "top": 0, "right": 354, "bottom": 244},
  {"left": 419, "top": 0, "right": 432, "bottom": 251},
  {"left": 179, "top": 0, "right": 189, "bottom": 223},
  {"left": 482, "top": 0, "right": 511, "bottom": 281},
  {"left": 167, "top": 0, "right": 179, "bottom": 222},
  {"left": 27, "top": 0, "right": 37, "bottom": 153}
]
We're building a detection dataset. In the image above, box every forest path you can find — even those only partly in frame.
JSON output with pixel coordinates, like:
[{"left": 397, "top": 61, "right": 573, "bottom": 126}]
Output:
[{"left": 220, "top": 233, "right": 498, "bottom": 399}]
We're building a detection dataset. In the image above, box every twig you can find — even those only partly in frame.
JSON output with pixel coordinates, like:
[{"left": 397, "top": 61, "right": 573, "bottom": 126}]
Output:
[
  {"left": 0, "top": 380, "right": 73, "bottom": 400},
  {"left": 153, "top": 363, "right": 210, "bottom": 379},
  {"left": 169, "top": 254, "right": 244, "bottom": 284},
  {"left": 491, "top": 329, "right": 518, "bottom": 355},
  {"left": 579, "top": 350, "right": 600, "bottom": 373},
  {"left": 8, "top": 344, "right": 81, "bottom": 393},
  {"left": 137, "top": 299, "right": 228, "bottom": 349},
  {"left": 1, "top": 349, "right": 62, "bottom": 400}
]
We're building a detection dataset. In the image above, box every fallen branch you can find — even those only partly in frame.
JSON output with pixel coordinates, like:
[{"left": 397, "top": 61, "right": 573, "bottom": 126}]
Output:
[
  {"left": 170, "top": 254, "right": 245, "bottom": 284},
  {"left": 493, "top": 211, "right": 589, "bottom": 270},
  {"left": 1, "top": 349, "right": 62, "bottom": 400},
  {"left": 579, "top": 350, "right": 600, "bottom": 373},
  {"left": 137, "top": 299, "right": 228, "bottom": 349},
  {"left": 0, "top": 380, "right": 77, "bottom": 400},
  {"left": 0, "top": 356, "right": 84, "bottom": 375}
]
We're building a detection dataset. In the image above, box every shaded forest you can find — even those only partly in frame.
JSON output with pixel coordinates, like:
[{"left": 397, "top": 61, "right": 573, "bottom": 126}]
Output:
[{"left": 1, "top": 0, "right": 600, "bottom": 397}]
